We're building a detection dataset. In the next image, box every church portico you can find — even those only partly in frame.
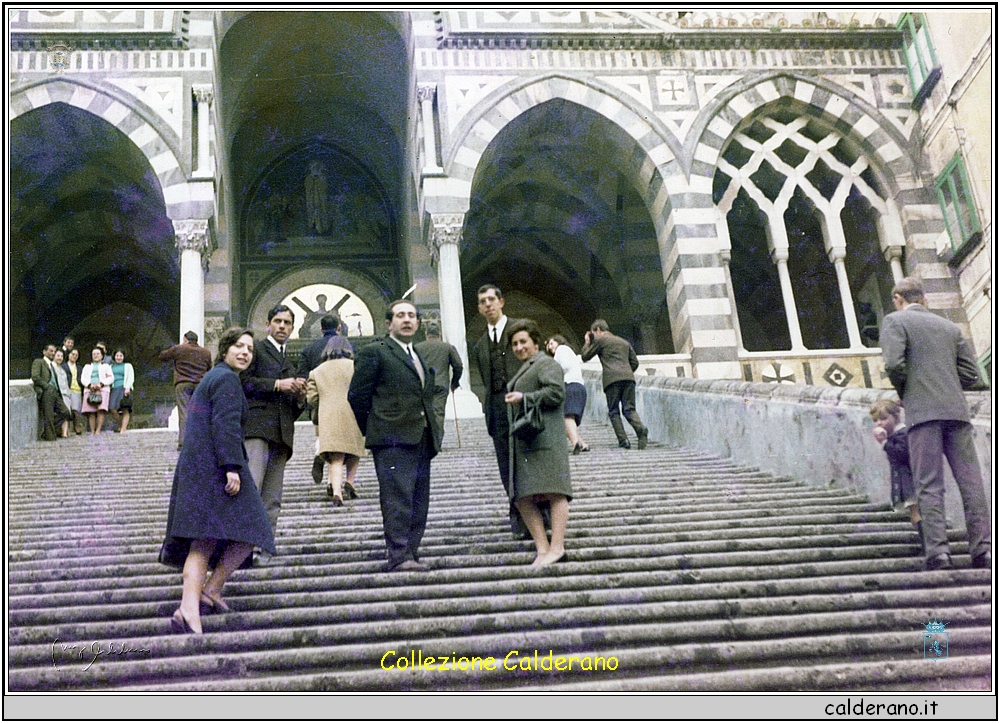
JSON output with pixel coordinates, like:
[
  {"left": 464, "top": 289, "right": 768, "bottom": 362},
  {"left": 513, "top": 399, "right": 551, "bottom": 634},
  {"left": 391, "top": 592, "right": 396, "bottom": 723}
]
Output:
[{"left": 8, "top": 10, "right": 989, "bottom": 401}]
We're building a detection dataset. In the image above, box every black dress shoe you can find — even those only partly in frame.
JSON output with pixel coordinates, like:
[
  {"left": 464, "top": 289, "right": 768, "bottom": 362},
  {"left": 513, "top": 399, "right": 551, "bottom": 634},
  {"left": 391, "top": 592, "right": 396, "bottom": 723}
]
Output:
[
  {"left": 311, "top": 456, "right": 325, "bottom": 485},
  {"left": 925, "top": 553, "right": 953, "bottom": 571},
  {"left": 971, "top": 552, "right": 992, "bottom": 569},
  {"left": 618, "top": 439, "right": 631, "bottom": 449}
]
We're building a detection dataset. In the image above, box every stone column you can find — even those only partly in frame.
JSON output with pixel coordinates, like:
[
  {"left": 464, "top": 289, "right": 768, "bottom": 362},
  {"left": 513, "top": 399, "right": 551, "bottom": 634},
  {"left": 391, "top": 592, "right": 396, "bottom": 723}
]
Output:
[
  {"left": 771, "top": 248, "right": 806, "bottom": 352},
  {"left": 173, "top": 219, "right": 211, "bottom": 343},
  {"left": 829, "top": 246, "right": 865, "bottom": 350},
  {"left": 192, "top": 85, "right": 214, "bottom": 179},
  {"left": 417, "top": 84, "right": 444, "bottom": 176},
  {"left": 427, "top": 212, "right": 481, "bottom": 418}
]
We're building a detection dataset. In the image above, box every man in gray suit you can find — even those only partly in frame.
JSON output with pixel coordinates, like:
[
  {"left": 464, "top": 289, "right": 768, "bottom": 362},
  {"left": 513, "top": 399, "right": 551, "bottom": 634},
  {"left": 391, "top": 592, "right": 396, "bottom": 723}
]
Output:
[
  {"left": 880, "top": 277, "right": 991, "bottom": 571},
  {"left": 581, "top": 320, "right": 648, "bottom": 449}
]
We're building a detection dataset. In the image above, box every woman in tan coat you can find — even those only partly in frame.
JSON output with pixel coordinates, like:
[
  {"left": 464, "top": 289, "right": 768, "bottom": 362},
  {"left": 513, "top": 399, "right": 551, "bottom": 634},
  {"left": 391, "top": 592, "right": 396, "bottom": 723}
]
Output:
[{"left": 306, "top": 336, "right": 365, "bottom": 506}]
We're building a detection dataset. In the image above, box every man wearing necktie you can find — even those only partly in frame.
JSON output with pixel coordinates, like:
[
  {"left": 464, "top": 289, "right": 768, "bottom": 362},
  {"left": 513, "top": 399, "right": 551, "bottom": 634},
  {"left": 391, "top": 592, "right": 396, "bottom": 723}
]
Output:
[
  {"left": 349, "top": 299, "right": 441, "bottom": 572},
  {"left": 31, "top": 344, "right": 70, "bottom": 441},
  {"left": 470, "top": 284, "right": 531, "bottom": 539},
  {"left": 242, "top": 304, "right": 307, "bottom": 566}
]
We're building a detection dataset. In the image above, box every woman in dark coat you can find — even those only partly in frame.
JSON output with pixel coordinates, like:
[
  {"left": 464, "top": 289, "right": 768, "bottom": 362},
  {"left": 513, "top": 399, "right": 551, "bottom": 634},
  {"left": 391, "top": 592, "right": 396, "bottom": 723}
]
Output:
[
  {"left": 505, "top": 319, "right": 572, "bottom": 567},
  {"left": 159, "top": 328, "right": 276, "bottom": 634}
]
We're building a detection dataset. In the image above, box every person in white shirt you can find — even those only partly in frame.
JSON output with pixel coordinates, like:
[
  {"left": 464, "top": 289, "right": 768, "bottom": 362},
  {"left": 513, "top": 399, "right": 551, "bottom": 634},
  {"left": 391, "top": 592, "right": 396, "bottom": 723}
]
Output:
[{"left": 546, "top": 335, "right": 590, "bottom": 454}]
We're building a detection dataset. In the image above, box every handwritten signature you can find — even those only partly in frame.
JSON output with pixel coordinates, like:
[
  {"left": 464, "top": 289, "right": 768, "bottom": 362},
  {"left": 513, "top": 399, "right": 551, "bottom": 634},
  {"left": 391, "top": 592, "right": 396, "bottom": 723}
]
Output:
[{"left": 51, "top": 639, "right": 151, "bottom": 671}]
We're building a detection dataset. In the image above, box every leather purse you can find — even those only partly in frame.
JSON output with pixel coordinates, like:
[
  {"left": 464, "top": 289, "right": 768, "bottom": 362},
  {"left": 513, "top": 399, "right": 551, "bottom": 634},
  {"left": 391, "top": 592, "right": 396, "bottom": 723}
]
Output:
[
  {"left": 511, "top": 396, "right": 544, "bottom": 441},
  {"left": 87, "top": 389, "right": 103, "bottom": 406}
]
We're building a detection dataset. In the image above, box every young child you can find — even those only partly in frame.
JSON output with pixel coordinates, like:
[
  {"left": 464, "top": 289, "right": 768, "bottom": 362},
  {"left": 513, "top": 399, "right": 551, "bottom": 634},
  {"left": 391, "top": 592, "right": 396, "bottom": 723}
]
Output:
[{"left": 870, "top": 398, "right": 923, "bottom": 554}]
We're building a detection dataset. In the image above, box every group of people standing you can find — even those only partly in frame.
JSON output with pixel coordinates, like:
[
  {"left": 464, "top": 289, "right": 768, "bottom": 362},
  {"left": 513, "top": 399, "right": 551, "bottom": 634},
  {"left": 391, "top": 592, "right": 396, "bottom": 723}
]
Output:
[
  {"left": 158, "top": 284, "right": 651, "bottom": 634},
  {"left": 31, "top": 336, "right": 135, "bottom": 440}
]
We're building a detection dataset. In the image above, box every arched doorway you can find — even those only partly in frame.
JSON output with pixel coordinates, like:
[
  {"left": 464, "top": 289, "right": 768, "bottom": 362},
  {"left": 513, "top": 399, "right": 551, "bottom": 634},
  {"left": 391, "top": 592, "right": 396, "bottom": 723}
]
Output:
[
  {"left": 462, "top": 98, "right": 673, "bottom": 361},
  {"left": 217, "top": 11, "right": 412, "bottom": 324},
  {"left": 10, "top": 102, "right": 178, "bottom": 417}
]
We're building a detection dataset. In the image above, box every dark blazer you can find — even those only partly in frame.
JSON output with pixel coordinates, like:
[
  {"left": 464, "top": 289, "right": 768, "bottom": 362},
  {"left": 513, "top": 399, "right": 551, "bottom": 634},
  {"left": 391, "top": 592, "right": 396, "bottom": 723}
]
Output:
[
  {"left": 297, "top": 331, "right": 341, "bottom": 379},
  {"left": 348, "top": 336, "right": 441, "bottom": 454},
  {"left": 161, "top": 362, "right": 276, "bottom": 568},
  {"left": 241, "top": 338, "right": 305, "bottom": 455},
  {"left": 414, "top": 338, "right": 463, "bottom": 391},
  {"left": 880, "top": 304, "right": 981, "bottom": 427},
  {"left": 581, "top": 332, "right": 639, "bottom": 390},
  {"left": 30, "top": 357, "right": 54, "bottom": 399}
]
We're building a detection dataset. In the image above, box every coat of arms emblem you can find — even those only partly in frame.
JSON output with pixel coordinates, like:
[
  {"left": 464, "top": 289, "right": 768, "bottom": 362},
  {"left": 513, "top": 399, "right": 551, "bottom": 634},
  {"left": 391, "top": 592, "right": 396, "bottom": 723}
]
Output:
[{"left": 922, "top": 618, "right": 949, "bottom": 660}]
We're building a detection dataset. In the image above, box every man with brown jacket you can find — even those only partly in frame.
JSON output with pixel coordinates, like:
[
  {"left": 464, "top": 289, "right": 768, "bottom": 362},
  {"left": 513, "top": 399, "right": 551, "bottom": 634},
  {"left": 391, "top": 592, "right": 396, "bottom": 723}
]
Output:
[{"left": 581, "top": 320, "right": 648, "bottom": 449}]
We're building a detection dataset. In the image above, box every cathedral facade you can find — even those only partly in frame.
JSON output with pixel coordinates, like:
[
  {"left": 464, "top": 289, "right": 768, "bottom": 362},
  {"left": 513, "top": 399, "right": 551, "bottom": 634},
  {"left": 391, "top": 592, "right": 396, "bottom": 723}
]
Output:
[{"left": 9, "top": 10, "right": 992, "bottom": 401}]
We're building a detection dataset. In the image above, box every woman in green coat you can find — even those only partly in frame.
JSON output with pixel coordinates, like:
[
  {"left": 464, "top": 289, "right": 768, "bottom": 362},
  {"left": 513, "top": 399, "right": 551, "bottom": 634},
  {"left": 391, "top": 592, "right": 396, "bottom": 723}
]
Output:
[{"left": 505, "top": 319, "right": 572, "bottom": 567}]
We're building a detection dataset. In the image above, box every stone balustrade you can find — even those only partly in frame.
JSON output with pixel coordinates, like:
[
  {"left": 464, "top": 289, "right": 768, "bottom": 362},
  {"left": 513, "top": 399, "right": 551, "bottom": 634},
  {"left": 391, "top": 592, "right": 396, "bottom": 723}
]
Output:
[{"left": 584, "top": 371, "right": 992, "bottom": 530}]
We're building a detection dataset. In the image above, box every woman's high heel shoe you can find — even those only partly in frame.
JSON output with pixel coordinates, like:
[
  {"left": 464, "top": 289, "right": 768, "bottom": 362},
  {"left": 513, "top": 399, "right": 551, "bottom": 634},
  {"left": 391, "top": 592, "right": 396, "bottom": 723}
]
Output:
[
  {"left": 199, "top": 593, "right": 231, "bottom": 615},
  {"left": 170, "top": 609, "right": 200, "bottom": 634},
  {"left": 343, "top": 481, "right": 359, "bottom": 500},
  {"left": 332, "top": 494, "right": 344, "bottom": 507}
]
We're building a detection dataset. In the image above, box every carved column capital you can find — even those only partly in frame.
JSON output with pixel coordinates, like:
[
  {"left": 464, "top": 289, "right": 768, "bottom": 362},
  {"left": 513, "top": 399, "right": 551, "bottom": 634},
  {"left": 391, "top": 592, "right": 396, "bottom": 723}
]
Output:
[
  {"left": 828, "top": 246, "right": 847, "bottom": 263},
  {"left": 173, "top": 219, "right": 213, "bottom": 270},
  {"left": 417, "top": 83, "right": 438, "bottom": 103},
  {"left": 192, "top": 84, "right": 214, "bottom": 104},
  {"left": 425, "top": 213, "right": 464, "bottom": 266},
  {"left": 883, "top": 244, "right": 903, "bottom": 262},
  {"left": 770, "top": 247, "right": 789, "bottom": 263}
]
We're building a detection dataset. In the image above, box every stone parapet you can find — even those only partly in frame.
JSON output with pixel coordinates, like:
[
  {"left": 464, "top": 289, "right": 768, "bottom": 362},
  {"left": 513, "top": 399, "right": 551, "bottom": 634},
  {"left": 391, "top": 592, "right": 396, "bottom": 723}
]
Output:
[
  {"left": 8, "top": 381, "right": 38, "bottom": 450},
  {"left": 583, "top": 371, "right": 992, "bottom": 530}
]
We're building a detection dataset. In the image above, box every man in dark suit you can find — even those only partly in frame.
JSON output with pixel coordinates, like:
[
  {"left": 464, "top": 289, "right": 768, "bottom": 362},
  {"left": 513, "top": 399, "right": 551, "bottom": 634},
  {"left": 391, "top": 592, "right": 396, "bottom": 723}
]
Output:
[
  {"left": 31, "top": 343, "right": 70, "bottom": 441},
  {"left": 414, "top": 320, "right": 463, "bottom": 439},
  {"left": 297, "top": 313, "right": 347, "bottom": 485},
  {"left": 349, "top": 299, "right": 441, "bottom": 572},
  {"left": 880, "top": 277, "right": 991, "bottom": 571},
  {"left": 242, "top": 304, "right": 307, "bottom": 565},
  {"left": 581, "top": 319, "right": 648, "bottom": 449},
  {"left": 470, "top": 284, "right": 531, "bottom": 538}
]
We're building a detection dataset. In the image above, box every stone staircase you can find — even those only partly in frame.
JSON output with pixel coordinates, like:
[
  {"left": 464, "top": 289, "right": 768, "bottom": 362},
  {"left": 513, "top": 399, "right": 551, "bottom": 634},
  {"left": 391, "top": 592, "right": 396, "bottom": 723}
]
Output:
[{"left": 7, "top": 419, "right": 992, "bottom": 691}]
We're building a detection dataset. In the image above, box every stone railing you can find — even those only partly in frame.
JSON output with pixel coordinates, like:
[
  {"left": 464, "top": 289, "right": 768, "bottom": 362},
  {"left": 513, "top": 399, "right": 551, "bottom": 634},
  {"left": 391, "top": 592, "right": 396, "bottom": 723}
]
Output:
[
  {"left": 583, "top": 372, "right": 992, "bottom": 529},
  {"left": 9, "top": 381, "right": 38, "bottom": 450}
]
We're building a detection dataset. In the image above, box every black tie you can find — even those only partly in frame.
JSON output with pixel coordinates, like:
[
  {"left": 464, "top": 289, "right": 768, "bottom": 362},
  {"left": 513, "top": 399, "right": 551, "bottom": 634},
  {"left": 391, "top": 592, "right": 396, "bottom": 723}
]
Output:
[{"left": 492, "top": 328, "right": 498, "bottom": 347}]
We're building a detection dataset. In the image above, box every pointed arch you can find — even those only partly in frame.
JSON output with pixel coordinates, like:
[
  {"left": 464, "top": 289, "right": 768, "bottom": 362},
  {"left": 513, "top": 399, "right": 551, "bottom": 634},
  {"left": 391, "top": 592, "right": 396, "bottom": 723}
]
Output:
[{"left": 9, "top": 78, "right": 190, "bottom": 217}]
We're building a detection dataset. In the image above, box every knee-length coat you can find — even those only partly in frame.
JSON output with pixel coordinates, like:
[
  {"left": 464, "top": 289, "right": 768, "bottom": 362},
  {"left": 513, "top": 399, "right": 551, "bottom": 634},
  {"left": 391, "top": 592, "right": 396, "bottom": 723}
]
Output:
[
  {"left": 159, "top": 361, "right": 275, "bottom": 569},
  {"left": 306, "top": 358, "right": 366, "bottom": 458},
  {"left": 507, "top": 351, "right": 572, "bottom": 501}
]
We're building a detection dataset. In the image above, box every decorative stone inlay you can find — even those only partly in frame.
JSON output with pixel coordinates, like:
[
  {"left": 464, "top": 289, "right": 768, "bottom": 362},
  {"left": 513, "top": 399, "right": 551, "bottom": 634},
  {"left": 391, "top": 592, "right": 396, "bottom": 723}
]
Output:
[
  {"left": 761, "top": 361, "right": 795, "bottom": 384},
  {"left": 822, "top": 362, "right": 854, "bottom": 387}
]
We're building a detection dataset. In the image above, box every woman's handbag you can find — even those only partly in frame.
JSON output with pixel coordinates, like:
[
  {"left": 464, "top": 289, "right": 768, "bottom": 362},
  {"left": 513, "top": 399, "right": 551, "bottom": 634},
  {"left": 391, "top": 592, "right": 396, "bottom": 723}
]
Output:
[
  {"left": 87, "top": 389, "right": 103, "bottom": 406},
  {"left": 511, "top": 396, "right": 545, "bottom": 441},
  {"left": 119, "top": 393, "right": 133, "bottom": 411}
]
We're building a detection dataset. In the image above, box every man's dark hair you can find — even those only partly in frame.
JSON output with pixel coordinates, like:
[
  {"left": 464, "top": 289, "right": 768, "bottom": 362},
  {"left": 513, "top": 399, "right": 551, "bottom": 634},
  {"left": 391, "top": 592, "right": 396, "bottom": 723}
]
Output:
[
  {"left": 267, "top": 304, "right": 294, "bottom": 323},
  {"left": 62, "top": 336, "right": 74, "bottom": 345},
  {"left": 215, "top": 327, "right": 254, "bottom": 365},
  {"left": 183, "top": 330, "right": 199, "bottom": 342},
  {"left": 892, "top": 277, "right": 926, "bottom": 305},
  {"left": 507, "top": 318, "right": 542, "bottom": 348},
  {"left": 43, "top": 343, "right": 56, "bottom": 353},
  {"left": 477, "top": 284, "right": 503, "bottom": 299},
  {"left": 320, "top": 314, "right": 341, "bottom": 333},
  {"left": 385, "top": 300, "right": 421, "bottom": 322},
  {"left": 590, "top": 319, "right": 610, "bottom": 333}
]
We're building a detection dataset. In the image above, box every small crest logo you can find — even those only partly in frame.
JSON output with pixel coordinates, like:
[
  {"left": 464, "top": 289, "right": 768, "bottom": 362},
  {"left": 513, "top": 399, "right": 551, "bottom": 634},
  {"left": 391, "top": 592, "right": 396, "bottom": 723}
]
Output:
[
  {"left": 47, "top": 43, "right": 72, "bottom": 73},
  {"left": 922, "top": 618, "right": 949, "bottom": 660}
]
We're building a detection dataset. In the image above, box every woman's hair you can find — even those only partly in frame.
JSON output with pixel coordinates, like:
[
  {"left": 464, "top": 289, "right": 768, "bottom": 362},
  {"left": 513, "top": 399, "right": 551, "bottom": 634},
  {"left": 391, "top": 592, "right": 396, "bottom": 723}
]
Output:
[
  {"left": 546, "top": 334, "right": 571, "bottom": 355},
  {"left": 507, "top": 318, "right": 542, "bottom": 348},
  {"left": 320, "top": 334, "right": 354, "bottom": 361},
  {"left": 869, "top": 398, "right": 902, "bottom": 421},
  {"left": 68, "top": 348, "right": 80, "bottom": 361},
  {"left": 53, "top": 349, "right": 65, "bottom": 362},
  {"left": 215, "top": 327, "right": 254, "bottom": 365},
  {"left": 112, "top": 348, "right": 127, "bottom": 360}
]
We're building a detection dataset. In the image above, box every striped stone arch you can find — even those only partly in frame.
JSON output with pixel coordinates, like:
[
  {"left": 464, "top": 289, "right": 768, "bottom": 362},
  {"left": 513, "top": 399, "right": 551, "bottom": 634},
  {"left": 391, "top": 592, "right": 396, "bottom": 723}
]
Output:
[
  {"left": 9, "top": 78, "right": 195, "bottom": 219},
  {"left": 690, "top": 73, "right": 963, "bottom": 324},
  {"left": 443, "top": 74, "right": 682, "bottom": 228}
]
